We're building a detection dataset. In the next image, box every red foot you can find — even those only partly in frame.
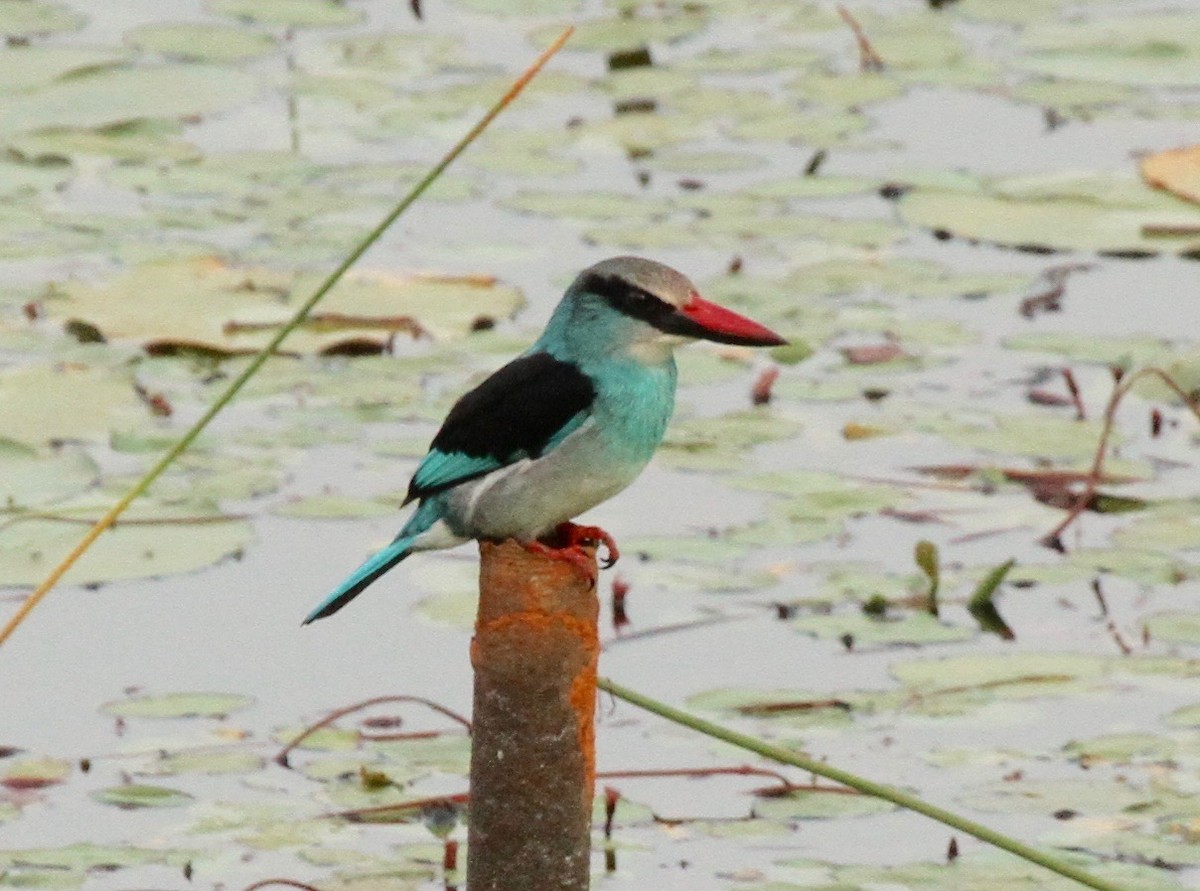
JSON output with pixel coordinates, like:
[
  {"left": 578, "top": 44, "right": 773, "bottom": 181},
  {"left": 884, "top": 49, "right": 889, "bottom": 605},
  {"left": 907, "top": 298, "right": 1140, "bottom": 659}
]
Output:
[
  {"left": 522, "top": 523, "right": 620, "bottom": 577},
  {"left": 559, "top": 523, "right": 620, "bottom": 569}
]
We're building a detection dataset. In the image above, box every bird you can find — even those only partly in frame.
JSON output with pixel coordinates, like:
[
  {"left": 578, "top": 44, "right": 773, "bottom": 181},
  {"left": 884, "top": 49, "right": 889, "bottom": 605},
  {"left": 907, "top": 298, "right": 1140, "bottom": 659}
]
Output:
[{"left": 303, "top": 256, "right": 785, "bottom": 624}]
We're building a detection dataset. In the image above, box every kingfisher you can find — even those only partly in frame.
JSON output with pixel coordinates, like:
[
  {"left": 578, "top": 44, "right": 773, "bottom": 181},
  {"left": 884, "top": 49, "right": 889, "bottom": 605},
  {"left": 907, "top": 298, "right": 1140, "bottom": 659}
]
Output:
[{"left": 303, "top": 256, "right": 785, "bottom": 624}]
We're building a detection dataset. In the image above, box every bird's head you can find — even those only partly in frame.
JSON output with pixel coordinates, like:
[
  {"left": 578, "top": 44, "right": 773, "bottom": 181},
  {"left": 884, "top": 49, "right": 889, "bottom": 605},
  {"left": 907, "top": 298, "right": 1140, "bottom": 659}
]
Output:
[{"left": 554, "top": 256, "right": 786, "bottom": 362}]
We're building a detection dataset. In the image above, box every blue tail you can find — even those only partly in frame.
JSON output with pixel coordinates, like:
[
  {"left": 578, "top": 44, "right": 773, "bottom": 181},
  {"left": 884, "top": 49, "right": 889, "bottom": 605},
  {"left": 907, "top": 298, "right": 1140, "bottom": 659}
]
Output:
[
  {"left": 302, "top": 537, "right": 415, "bottom": 625},
  {"left": 303, "top": 501, "right": 443, "bottom": 625}
]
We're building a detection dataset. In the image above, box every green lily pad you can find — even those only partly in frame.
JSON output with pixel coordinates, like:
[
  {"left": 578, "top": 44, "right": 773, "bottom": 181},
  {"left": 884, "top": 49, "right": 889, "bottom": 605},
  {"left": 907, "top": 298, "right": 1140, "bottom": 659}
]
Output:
[
  {"left": 0, "top": 0, "right": 84, "bottom": 37},
  {"left": 686, "top": 687, "right": 855, "bottom": 729},
  {"left": 531, "top": 13, "right": 707, "bottom": 51},
  {"left": 2, "top": 757, "right": 71, "bottom": 790},
  {"left": 899, "top": 175, "right": 1200, "bottom": 254},
  {"left": 1005, "top": 331, "right": 1172, "bottom": 367},
  {"left": 92, "top": 784, "right": 195, "bottom": 809},
  {"left": 1063, "top": 732, "right": 1177, "bottom": 764},
  {"left": 9, "top": 119, "right": 201, "bottom": 163},
  {"left": 0, "top": 363, "right": 151, "bottom": 448},
  {"left": 1017, "top": 13, "right": 1200, "bottom": 87},
  {"left": 1112, "top": 510, "right": 1200, "bottom": 553},
  {"left": 0, "top": 843, "right": 192, "bottom": 871},
  {"left": 892, "top": 653, "right": 1104, "bottom": 696},
  {"left": 0, "top": 506, "right": 254, "bottom": 587},
  {"left": 1165, "top": 703, "right": 1200, "bottom": 727},
  {"left": 271, "top": 725, "right": 360, "bottom": 752},
  {"left": 918, "top": 411, "right": 1109, "bottom": 463},
  {"left": 209, "top": 0, "right": 363, "bottom": 27},
  {"left": 660, "top": 410, "right": 800, "bottom": 471},
  {"left": 0, "top": 46, "right": 126, "bottom": 94},
  {"left": 127, "top": 23, "right": 277, "bottom": 62},
  {"left": 755, "top": 789, "right": 896, "bottom": 820},
  {"left": 142, "top": 749, "right": 265, "bottom": 776},
  {"left": 1144, "top": 611, "right": 1200, "bottom": 646},
  {"left": 0, "top": 64, "right": 261, "bottom": 133},
  {"left": 0, "top": 444, "right": 98, "bottom": 509},
  {"left": 102, "top": 692, "right": 254, "bottom": 719},
  {"left": 793, "top": 611, "right": 974, "bottom": 647},
  {"left": 958, "top": 777, "right": 1153, "bottom": 816},
  {"left": 47, "top": 256, "right": 525, "bottom": 353}
]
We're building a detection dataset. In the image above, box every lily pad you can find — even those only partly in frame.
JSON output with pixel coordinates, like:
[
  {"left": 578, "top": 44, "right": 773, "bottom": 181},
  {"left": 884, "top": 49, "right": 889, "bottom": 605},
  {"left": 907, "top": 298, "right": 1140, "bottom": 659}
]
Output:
[
  {"left": 47, "top": 257, "right": 525, "bottom": 353},
  {"left": 0, "top": 65, "right": 261, "bottom": 133},
  {"left": 142, "top": 749, "right": 265, "bottom": 776},
  {"left": 2, "top": 757, "right": 71, "bottom": 790},
  {"left": 899, "top": 175, "right": 1200, "bottom": 254},
  {"left": 101, "top": 692, "right": 254, "bottom": 719},
  {"left": 0, "top": 505, "right": 254, "bottom": 587},
  {"left": 92, "top": 784, "right": 194, "bottom": 809},
  {"left": 0, "top": 0, "right": 83, "bottom": 37},
  {"left": 0, "top": 364, "right": 154, "bottom": 448},
  {"left": 793, "top": 611, "right": 974, "bottom": 647},
  {"left": 0, "top": 445, "right": 99, "bottom": 509},
  {"left": 1017, "top": 13, "right": 1200, "bottom": 87},
  {"left": 127, "top": 23, "right": 277, "bottom": 62},
  {"left": 660, "top": 410, "right": 800, "bottom": 471},
  {"left": 209, "top": 0, "right": 363, "bottom": 27},
  {"left": 0, "top": 46, "right": 126, "bottom": 94},
  {"left": 755, "top": 789, "right": 896, "bottom": 820},
  {"left": 1143, "top": 611, "right": 1200, "bottom": 646}
]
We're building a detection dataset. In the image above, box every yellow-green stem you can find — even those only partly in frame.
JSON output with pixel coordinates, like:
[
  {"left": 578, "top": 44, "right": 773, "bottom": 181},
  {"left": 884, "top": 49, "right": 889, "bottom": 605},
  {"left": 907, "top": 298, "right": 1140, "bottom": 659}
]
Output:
[{"left": 598, "top": 677, "right": 1126, "bottom": 891}]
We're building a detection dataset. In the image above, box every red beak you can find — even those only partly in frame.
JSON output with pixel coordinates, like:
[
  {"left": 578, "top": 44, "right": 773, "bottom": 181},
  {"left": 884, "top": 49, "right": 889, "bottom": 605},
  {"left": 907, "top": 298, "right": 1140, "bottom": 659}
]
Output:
[{"left": 675, "top": 293, "right": 787, "bottom": 347}]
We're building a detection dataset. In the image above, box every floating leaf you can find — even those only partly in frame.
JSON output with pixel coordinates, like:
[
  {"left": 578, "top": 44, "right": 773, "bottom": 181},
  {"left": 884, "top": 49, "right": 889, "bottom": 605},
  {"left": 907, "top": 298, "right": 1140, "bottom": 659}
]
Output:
[
  {"left": 0, "top": 1, "right": 84, "bottom": 37},
  {"left": 101, "top": 692, "right": 254, "bottom": 719},
  {"left": 1063, "top": 732, "right": 1177, "bottom": 765},
  {"left": 686, "top": 688, "right": 854, "bottom": 729},
  {"left": 1017, "top": 12, "right": 1200, "bottom": 87},
  {"left": 0, "top": 445, "right": 98, "bottom": 509},
  {"left": 0, "top": 46, "right": 126, "bottom": 94},
  {"left": 0, "top": 65, "right": 261, "bottom": 133},
  {"left": 92, "top": 784, "right": 194, "bottom": 809},
  {"left": 0, "top": 364, "right": 149, "bottom": 448},
  {"left": 0, "top": 507, "right": 254, "bottom": 587},
  {"left": 660, "top": 410, "right": 800, "bottom": 471},
  {"left": 2, "top": 757, "right": 71, "bottom": 790},
  {"left": 142, "top": 749, "right": 264, "bottom": 776},
  {"left": 127, "top": 23, "right": 277, "bottom": 62},
  {"left": 47, "top": 257, "right": 524, "bottom": 352},
  {"left": 899, "top": 175, "right": 1200, "bottom": 254},
  {"left": 209, "top": 0, "right": 363, "bottom": 27},
  {"left": 1143, "top": 611, "right": 1200, "bottom": 646},
  {"left": 755, "top": 789, "right": 896, "bottom": 820},
  {"left": 793, "top": 611, "right": 973, "bottom": 647}
]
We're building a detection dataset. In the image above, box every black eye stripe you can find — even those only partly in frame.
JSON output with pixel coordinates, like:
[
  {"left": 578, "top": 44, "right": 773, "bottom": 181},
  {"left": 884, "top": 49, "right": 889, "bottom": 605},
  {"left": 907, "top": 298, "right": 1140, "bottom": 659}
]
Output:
[{"left": 580, "top": 272, "right": 675, "bottom": 324}]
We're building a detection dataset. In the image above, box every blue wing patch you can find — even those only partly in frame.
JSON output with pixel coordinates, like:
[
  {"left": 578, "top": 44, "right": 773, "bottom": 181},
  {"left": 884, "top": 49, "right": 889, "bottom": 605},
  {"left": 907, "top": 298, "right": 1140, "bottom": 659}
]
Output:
[
  {"left": 409, "top": 449, "right": 504, "bottom": 499},
  {"left": 404, "top": 352, "right": 596, "bottom": 504}
]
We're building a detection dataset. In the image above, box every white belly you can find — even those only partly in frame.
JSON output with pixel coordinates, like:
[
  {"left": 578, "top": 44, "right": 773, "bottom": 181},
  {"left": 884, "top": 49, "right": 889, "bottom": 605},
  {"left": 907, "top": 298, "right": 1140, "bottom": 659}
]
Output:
[{"left": 441, "top": 419, "right": 645, "bottom": 541}]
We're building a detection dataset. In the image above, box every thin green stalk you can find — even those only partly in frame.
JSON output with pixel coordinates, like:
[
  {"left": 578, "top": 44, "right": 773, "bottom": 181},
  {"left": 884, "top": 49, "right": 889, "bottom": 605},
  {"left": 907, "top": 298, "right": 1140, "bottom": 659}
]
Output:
[
  {"left": 0, "top": 27, "right": 574, "bottom": 649},
  {"left": 598, "top": 677, "right": 1125, "bottom": 891}
]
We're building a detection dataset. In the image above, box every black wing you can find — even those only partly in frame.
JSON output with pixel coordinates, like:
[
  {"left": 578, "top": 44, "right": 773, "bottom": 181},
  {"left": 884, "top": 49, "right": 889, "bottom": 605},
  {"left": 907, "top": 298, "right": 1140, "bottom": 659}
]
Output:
[{"left": 405, "top": 351, "right": 596, "bottom": 503}]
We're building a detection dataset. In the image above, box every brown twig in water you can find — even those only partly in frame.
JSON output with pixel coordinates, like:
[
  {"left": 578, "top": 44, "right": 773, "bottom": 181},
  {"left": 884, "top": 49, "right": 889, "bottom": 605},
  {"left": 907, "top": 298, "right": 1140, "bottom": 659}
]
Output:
[
  {"left": 837, "top": 5, "right": 884, "bottom": 71},
  {"left": 1062, "top": 368, "right": 1086, "bottom": 421},
  {"left": 242, "top": 881, "right": 323, "bottom": 891},
  {"left": 275, "top": 695, "right": 471, "bottom": 768},
  {"left": 1040, "top": 367, "right": 1200, "bottom": 550}
]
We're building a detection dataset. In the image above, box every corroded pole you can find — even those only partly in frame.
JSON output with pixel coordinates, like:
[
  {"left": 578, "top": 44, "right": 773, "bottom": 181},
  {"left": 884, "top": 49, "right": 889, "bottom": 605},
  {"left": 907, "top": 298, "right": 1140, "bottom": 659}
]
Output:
[{"left": 467, "top": 539, "right": 599, "bottom": 891}]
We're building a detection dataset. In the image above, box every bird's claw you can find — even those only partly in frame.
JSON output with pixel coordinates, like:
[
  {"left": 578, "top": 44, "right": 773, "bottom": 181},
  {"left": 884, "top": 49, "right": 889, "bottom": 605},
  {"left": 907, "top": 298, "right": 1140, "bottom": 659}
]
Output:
[
  {"left": 559, "top": 523, "right": 620, "bottom": 569},
  {"left": 523, "top": 523, "right": 620, "bottom": 578}
]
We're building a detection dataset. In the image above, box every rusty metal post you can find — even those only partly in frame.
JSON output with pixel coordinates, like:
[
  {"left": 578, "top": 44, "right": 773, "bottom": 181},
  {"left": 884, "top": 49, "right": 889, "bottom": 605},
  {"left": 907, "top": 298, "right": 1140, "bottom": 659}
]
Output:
[{"left": 467, "top": 539, "right": 599, "bottom": 891}]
